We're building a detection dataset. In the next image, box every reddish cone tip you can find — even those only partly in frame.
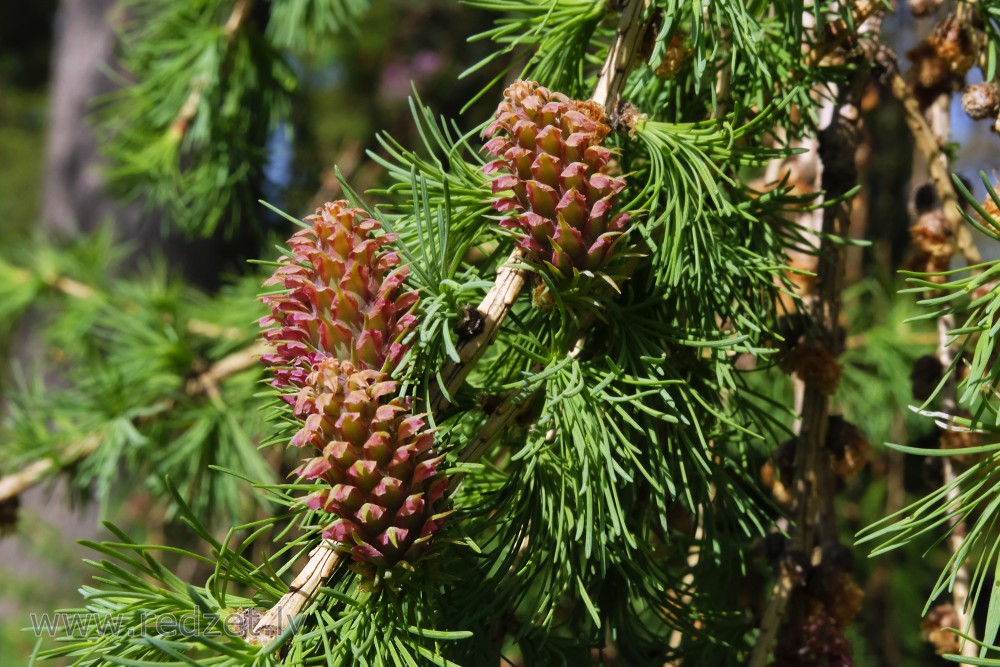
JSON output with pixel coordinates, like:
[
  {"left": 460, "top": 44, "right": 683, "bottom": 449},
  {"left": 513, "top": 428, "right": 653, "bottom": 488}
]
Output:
[{"left": 483, "top": 80, "right": 630, "bottom": 276}]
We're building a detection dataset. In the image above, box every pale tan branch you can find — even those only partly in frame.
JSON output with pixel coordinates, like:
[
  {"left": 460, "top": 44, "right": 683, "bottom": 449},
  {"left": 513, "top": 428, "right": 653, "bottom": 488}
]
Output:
[
  {"left": 248, "top": 541, "right": 340, "bottom": 644},
  {"left": 927, "top": 79, "right": 978, "bottom": 661},
  {"left": 185, "top": 340, "right": 270, "bottom": 399},
  {"left": 429, "top": 248, "right": 528, "bottom": 415},
  {"left": 0, "top": 435, "right": 101, "bottom": 505},
  {"left": 592, "top": 0, "right": 650, "bottom": 114}
]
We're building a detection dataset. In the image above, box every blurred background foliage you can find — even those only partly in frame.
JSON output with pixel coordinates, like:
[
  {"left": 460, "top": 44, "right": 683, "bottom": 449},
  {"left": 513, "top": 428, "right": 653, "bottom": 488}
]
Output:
[{"left": 1, "top": 1, "right": 999, "bottom": 665}]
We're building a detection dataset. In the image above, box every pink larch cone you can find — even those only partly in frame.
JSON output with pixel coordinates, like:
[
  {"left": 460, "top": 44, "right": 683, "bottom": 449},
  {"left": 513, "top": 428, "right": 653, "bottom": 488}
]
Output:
[
  {"left": 259, "top": 201, "right": 419, "bottom": 396},
  {"left": 483, "top": 80, "right": 630, "bottom": 276},
  {"left": 292, "top": 358, "right": 447, "bottom": 569}
]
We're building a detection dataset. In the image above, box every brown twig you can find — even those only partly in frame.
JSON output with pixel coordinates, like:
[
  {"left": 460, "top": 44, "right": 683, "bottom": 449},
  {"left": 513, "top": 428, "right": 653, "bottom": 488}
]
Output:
[
  {"left": 750, "top": 13, "right": 876, "bottom": 664},
  {"left": 878, "top": 49, "right": 981, "bottom": 266}
]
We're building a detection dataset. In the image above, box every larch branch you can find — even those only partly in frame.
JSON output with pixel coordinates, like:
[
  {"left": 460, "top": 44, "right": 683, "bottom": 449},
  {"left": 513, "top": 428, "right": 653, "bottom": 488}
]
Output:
[
  {"left": 0, "top": 340, "right": 268, "bottom": 507},
  {"left": 252, "top": 0, "right": 654, "bottom": 644}
]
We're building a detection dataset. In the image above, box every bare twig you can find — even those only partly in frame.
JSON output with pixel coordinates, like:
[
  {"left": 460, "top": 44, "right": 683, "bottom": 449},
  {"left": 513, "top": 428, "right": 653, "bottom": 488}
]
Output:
[
  {"left": 926, "top": 62, "right": 978, "bottom": 663},
  {"left": 938, "top": 315, "right": 978, "bottom": 663},
  {"left": 750, "top": 11, "right": 876, "bottom": 662},
  {"left": 878, "top": 50, "right": 981, "bottom": 266}
]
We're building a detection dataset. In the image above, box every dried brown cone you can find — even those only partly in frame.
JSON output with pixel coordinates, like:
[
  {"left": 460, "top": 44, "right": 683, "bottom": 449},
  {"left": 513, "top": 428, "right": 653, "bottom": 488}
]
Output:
[
  {"left": 790, "top": 343, "right": 844, "bottom": 395},
  {"left": 820, "top": 569, "right": 865, "bottom": 629},
  {"left": 825, "top": 416, "right": 871, "bottom": 479},
  {"left": 905, "top": 210, "right": 954, "bottom": 282},
  {"left": 962, "top": 82, "right": 1000, "bottom": 121},
  {"left": 773, "top": 554, "right": 863, "bottom": 667},
  {"left": 911, "top": 210, "right": 954, "bottom": 259},
  {"left": 921, "top": 603, "right": 963, "bottom": 656},
  {"left": 907, "top": 41, "right": 954, "bottom": 108},
  {"left": 928, "top": 14, "right": 979, "bottom": 75}
]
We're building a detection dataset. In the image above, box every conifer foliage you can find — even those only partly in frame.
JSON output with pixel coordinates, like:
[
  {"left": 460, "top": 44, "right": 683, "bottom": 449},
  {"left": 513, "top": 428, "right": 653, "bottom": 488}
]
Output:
[{"left": 9, "top": 0, "right": 1000, "bottom": 665}]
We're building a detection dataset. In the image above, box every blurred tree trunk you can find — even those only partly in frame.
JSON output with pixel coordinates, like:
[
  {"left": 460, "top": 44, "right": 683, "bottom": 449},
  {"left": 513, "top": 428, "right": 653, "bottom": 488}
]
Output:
[
  {"left": 42, "top": 0, "right": 256, "bottom": 286},
  {"left": 43, "top": 0, "right": 121, "bottom": 237}
]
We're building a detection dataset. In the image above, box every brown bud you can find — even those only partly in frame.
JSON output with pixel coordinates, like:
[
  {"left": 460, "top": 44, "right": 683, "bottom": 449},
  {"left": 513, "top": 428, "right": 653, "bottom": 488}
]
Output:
[
  {"left": 910, "top": 210, "right": 954, "bottom": 259},
  {"left": 909, "top": 0, "right": 943, "bottom": 17},
  {"left": 983, "top": 186, "right": 1000, "bottom": 221},
  {"left": 531, "top": 281, "right": 555, "bottom": 310},
  {"left": 907, "top": 42, "right": 953, "bottom": 104},
  {"left": 763, "top": 439, "right": 797, "bottom": 506},
  {"left": 921, "top": 604, "right": 963, "bottom": 656},
  {"left": 791, "top": 344, "right": 844, "bottom": 395},
  {"left": 928, "top": 15, "right": 978, "bottom": 75},
  {"left": 655, "top": 33, "right": 691, "bottom": 80},
  {"left": 819, "top": 569, "right": 865, "bottom": 628},
  {"left": 825, "top": 416, "right": 871, "bottom": 479},
  {"left": 962, "top": 82, "right": 1000, "bottom": 120},
  {"left": 613, "top": 103, "right": 643, "bottom": 137}
]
